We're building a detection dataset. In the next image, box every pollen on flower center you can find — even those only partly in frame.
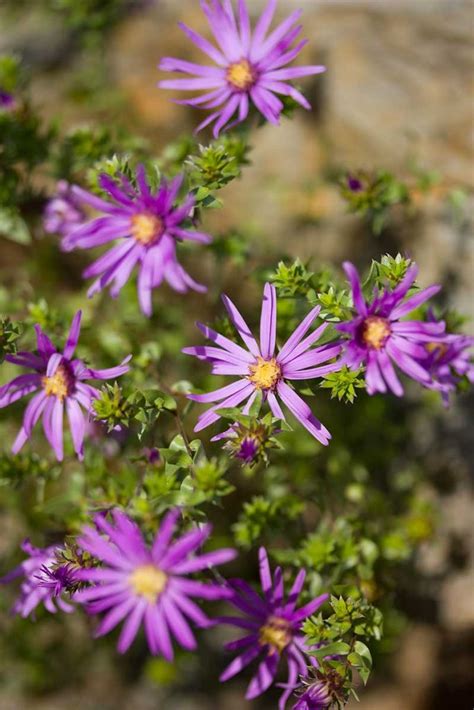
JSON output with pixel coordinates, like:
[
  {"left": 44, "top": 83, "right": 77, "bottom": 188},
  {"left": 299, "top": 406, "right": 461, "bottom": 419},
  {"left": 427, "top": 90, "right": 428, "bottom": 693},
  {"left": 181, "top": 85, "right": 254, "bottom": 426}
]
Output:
[
  {"left": 361, "top": 316, "right": 391, "bottom": 350},
  {"left": 131, "top": 212, "right": 164, "bottom": 246},
  {"left": 259, "top": 616, "right": 292, "bottom": 654},
  {"left": 226, "top": 59, "right": 256, "bottom": 91},
  {"left": 42, "top": 364, "right": 73, "bottom": 400},
  {"left": 248, "top": 357, "right": 281, "bottom": 390},
  {"left": 129, "top": 564, "right": 167, "bottom": 603}
]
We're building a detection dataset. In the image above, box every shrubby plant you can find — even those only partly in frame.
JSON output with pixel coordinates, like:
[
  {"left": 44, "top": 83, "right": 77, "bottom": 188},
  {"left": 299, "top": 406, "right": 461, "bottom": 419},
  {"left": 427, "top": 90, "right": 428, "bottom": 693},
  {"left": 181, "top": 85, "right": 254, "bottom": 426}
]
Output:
[{"left": 0, "top": 2, "right": 472, "bottom": 707}]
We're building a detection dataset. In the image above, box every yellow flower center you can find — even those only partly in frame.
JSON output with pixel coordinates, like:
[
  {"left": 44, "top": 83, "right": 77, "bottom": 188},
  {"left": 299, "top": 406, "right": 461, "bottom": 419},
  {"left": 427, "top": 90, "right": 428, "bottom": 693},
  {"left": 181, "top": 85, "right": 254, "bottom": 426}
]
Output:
[
  {"left": 425, "top": 341, "right": 448, "bottom": 360},
  {"left": 259, "top": 616, "right": 292, "bottom": 654},
  {"left": 129, "top": 564, "right": 167, "bottom": 603},
  {"left": 361, "top": 316, "right": 391, "bottom": 350},
  {"left": 248, "top": 357, "right": 281, "bottom": 390},
  {"left": 42, "top": 364, "right": 71, "bottom": 400},
  {"left": 226, "top": 59, "right": 256, "bottom": 91},
  {"left": 130, "top": 213, "right": 164, "bottom": 246}
]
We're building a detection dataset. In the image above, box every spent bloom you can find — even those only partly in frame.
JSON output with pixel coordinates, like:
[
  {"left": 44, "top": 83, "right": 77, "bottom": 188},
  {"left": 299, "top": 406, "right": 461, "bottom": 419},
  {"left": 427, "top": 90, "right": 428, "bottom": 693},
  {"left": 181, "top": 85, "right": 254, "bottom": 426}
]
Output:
[
  {"left": 62, "top": 166, "right": 210, "bottom": 316},
  {"left": 184, "top": 283, "right": 341, "bottom": 444},
  {"left": 219, "top": 547, "right": 328, "bottom": 709},
  {"left": 337, "top": 261, "right": 446, "bottom": 396},
  {"left": 75, "top": 508, "right": 236, "bottom": 656},
  {"left": 0, "top": 310, "right": 130, "bottom": 460},
  {"left": 43, "top": 180, "right": 86, "bottom": 237},
  {"left": 0, "top": 540, "right": 75, "bottom": 618},
  {"left": 158, "top": 0, "right": 325, "bottom": 136}
]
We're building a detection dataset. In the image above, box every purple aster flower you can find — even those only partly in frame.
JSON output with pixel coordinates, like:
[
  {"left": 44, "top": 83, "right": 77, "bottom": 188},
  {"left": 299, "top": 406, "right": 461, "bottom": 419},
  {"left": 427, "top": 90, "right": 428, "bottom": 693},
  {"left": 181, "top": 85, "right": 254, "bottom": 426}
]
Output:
[
  {"left": 0, "top": 310, "right": 130, "bottom": 461},
  {"left": 183, "top": 283, "right": 342, "bottom": 444},
  {"left": 337, "top": 261, "right": 446, "bottom": 396},
  {"left": 43, "top": 180, "right": 86, "bottom": 237},
  {"left": 219, "top": 547, "right": 328, "bottom": 709},
  {"left": 0, "top": 539, "right": 75, "bottom": 618},
  {"left": 74, "top": 508, "right": 236, "bottom": 656},
  {"left": 62, "top": 166, "right": 210, "bottom": 316},
  {"left": 419, "top": 332, "right": 474, "bottom": 406},
  {"left": 158, "top": 0, "right": 326, "bottom": 136}
]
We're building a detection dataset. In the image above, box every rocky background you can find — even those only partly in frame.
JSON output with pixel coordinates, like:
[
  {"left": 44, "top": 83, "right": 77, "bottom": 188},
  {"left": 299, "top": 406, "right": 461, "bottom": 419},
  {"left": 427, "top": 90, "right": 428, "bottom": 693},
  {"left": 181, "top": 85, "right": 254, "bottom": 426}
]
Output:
[{"left": 0, "top": 1, "right": 473, "bottom": 708}]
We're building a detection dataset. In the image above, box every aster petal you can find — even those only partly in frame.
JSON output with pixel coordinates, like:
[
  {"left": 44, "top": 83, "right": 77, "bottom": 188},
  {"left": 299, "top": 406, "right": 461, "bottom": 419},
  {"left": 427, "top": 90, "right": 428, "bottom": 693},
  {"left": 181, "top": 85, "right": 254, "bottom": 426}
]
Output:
[
  {"left": 237, "top": 0, "right": 251, "bottom": 52},
  {"left": 171, "top": 548, "right": 236, "bottom": 575},
  {"left": 117, "top": 597, "right": 147, "bottom": 653},
  {"left": 173, "top": 577, "right": 231, "bottom": 601},
  {"left": 277, "top": 306, "right": 322, "bottom": 362},
  {"left": 283, "top": 569, "right": 306, "bottom": 613},
  {"left": 159, "top": 525, "right": 211, "bottom": 569},
  {"left": 390, "top": 336, "right": 427, "bottom": 360},
  {"left": 265, "top": 65, "right": 326, "bottom": 81},
  {"left": 34, "top": 325, "right": 57, "bottom": 359},
  {"left": 250, "top": 86, "right": 282, "bottom": 123},
  {"left": 267, "top": 391, "right": 285, "bottom": 420},
  {"left": 159, "top": 57, "right": 225, "bottom": 78},
  {"left": 220, "top": 644, "right": 262, "bottom": 682},
  {"left": 258, "top": 547, "right": 273, "bottom": 595},
  {"left": 283, "top": 344, "right": 342, "bottom": 374},
  {"left": 144, "top": 604, "right": 162, "bottom": 655},
  {"left": 253, "top": 8, "right": 303, "bottom": 62},
  {"left": 71, "top": 185, "right": 123, "bottom": 215},
  {"left": 167, "top": 226, "right": 212, "bottom": 244},
  {"left": 188, "top": 378, "right": 251, "bottom": 404},
  {"left": 391, "top": 284, "right": 441, "bottom": 320},
  {"left": 82, "top": 355, "right": 131, "bottom": 381},
  {"left": 0, "top": 374, "right": 41, "bottom": 407},
  {"left": 390, "top": 264, "right": 419, "bottom": 302},
  {"left": 13, "top": 391, "right": 48, "bottom": 453},
  {"left": 5, "top": 352, "right": 45, "bottom": 370},
  {"left": 194, "top": 381, "right": 255, "bottom": 432},
  {"left": 213, "top": 93, "right": 241, "bottom": 138},
  {"left": 177, "top": 21, "right": 227, "bottom": 66},
  {"left": 277, "top": 381, "right": 331, "bottom": 445},
  {"left": 66, "top": 397, "right": 85, "bottom": 460},
  {"left": 260, "top": 79, "right": 311, "bottom": 110},
  {"left": 291, "top": 593, "right": 329, "bottom": 623},
  {"left": 259, "top": 283, "right": 277, "bottom": 359},
  {"left": 365, "top": 351, "right": 387, "bottom": 395},
  {"left": 168, "top": 587, "right": 211, "bottom": 627},
  {"left": 377, "top": 350, "right": 403, "bottom": 397},
  {"left": 222, "top": 294, "right": 260, "bottom": 357},
  {"left": 196, "top": 322, "right": 255, "bottom": 363},
  {"left": 386, "top": 341, "right": 430, "bottom": 384},
  {"left": 200, "top": 0, "right": 243, "bottom": 61},
  {"left": 278, "top": 655, "right": 300, "bottom": 710},
  {"left": 343, "top": 262, "right": 367, "bottom": 316},
  {"left": 161, "top": 595, "right": 197, "bottom": 650},
  {"left": 82, "top": 240, "right": 138, "bottom": 279},
  {"left": 152, "top": 508, "right": 180, "bottom": 563},
  {"left": 225, "top": 634, "right": 259, "bottom": 652},
  {"left": 94, "top": 595, "right": 136, "bottom": 637},
  {"left": 183, "top": 345, "right": 247, "bottom": 367},
  {"left": 250, "top": 0, "right": 277, "bottom": 56},
  {"left": 245, "top": 653, "right": 279, "bottom": 700},
  {"left": 391, "top": 320, "right": 446, "bottom": 339},
  {"left": 262, "top": 32, "right": 306, "bottom": 70},
  {"left": 159, "top": 77, "right": 226, "bottom": 91},
  {"left": 285, "top": 361, "right": 343, "bottom": 380},
  {"left": 155, "top": 604, "right": 174, "bottom": 661},
  {"left": 46, "top": 352, "right": 63, "bottom": 378},
  {"left": 63, "top": 311, "right": 82, "bottom": 359}
]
